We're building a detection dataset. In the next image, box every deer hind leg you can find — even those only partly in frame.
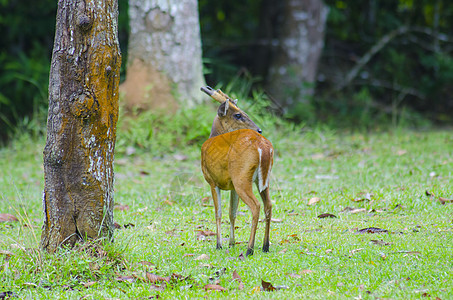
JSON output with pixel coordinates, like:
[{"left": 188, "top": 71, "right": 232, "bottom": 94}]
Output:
[
  {"left": 234, "top": 182, "right": 260, "bottom": 257},
  {"left": 259, "top": 187, "right": 272, "bottom": 252},
  {"left": 210, "top": 186, "right": 222, "bottom": 249},
  {"left": 229, "top": 189, "right": 239, "bottom": 247}
]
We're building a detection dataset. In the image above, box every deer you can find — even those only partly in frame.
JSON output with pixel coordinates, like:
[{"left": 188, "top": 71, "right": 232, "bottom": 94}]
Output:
[{"left": 200, "top": 86, "right": 274, "bottom": 256}]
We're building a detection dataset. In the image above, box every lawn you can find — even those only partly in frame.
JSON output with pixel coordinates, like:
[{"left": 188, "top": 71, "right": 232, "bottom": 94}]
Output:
[{"left": 0, "top": 127, "right": 452, "bottom": 299}]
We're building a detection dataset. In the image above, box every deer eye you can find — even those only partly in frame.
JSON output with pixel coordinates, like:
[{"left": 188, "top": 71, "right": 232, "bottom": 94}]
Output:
[{"left": 233, "top": 113, "right": 242, "bottom": 120}]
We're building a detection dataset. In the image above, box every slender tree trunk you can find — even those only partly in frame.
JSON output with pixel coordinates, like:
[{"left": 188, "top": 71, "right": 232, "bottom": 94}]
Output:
[
  {"left": 41, "top": 0, "right": 121, "bottom": 252},
  {"left": 267, "top": 0, "right": 328, "bottom": 111},
  {"left": 121, "top": 0, "right": 206, "bottom": 111}
]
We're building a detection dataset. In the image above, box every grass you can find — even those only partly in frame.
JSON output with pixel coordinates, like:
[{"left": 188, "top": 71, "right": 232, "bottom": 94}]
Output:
[{"left": 0, "top": 120, "right": 452, "bottom": 299}]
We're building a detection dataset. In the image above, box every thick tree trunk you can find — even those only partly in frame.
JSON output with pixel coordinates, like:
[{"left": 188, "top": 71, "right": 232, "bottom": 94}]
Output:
[
  {"left": 121, "top": 0, "right": 205, "bottom": 111},
  {"left": 41, "top": 0, "right": 121, "bottom": 252},
  {"left": 267, "top": 0, "right": 328, "bottom": 111}
]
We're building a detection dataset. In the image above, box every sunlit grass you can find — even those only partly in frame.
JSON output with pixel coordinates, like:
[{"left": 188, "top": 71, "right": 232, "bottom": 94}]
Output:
[{"left": 0, "top": 128, "right": 452, "bottom": 299}]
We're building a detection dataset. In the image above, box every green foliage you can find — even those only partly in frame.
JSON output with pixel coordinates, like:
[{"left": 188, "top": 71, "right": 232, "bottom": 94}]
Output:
[
  {"left": 116, "top": 105, "right": 214, "bottom": 156},
  {"left": 322, "top": 0, "right": 453, "bottom": 124}
]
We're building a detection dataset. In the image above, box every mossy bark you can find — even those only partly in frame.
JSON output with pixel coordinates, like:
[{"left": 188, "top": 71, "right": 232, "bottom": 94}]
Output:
[
  {"left": 41, "top": 0, "right": 121, "bottom": 252},
  {"left": 121, "top": 0, "right": 205, "bottom": 111}
]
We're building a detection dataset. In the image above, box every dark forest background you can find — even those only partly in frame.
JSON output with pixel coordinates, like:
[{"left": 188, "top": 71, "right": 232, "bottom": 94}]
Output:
[{"left": 1, "top": 0, "right": 452, "bottom": 140}]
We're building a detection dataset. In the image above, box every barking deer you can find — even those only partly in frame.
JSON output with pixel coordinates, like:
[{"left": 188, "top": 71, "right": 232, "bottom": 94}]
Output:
[{"left": 200, "top": 86, "right": 274, "bottom": 256}]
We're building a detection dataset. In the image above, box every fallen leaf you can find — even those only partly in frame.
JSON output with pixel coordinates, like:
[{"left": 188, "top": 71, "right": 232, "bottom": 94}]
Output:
[
  {"left": 356, "top": 227, "right": 388, "bottom": 234},
  {"left": 308, "top": 197, "right": 321, "bottom": 206},
  {"left": 287, "top": 273, "right": 301, "bottom": 278},
  {"left": 139, "top": 170, "right": 150, "bottom": 176},
  {"left": 232, "top": 270, "right": 244, "bottom": 290},
  {"left": 138, "top": 261, "right": 155, "bottom": 267},
  {"left": 370, "top": 240, "right": 391, "bottom": 246},
  {"left": 196, "top": 230, "right": 216, "bottom": 240},
  {"left": 0, "top": 214, "right": 18, "bottom": 223},
  {"left": 261, "top": 279, "right": 276, "bottom": 291},
  {"left": 341, "top": 207, "right": 366, "bottom": 214},
  {"left": 113, "top": 204, "right": 129, "bottom": 211},
  {"left": 397, "top": 149, "right": 407, "bottom": 156},
  {"left": 204, "top": 284, "right": 226, "bottom": 292},
  {"left": 287, "top": 212, "right": 299, "bottom": 216},
  {"left": 113, "top": 222, "right": 122, "bottom": 229},
  {"left": 350, "top": 248, "right": 364, "bottom": 255},
  {"left": 123, "top": 223, "right": 135, "bottom": 228},
  {"left": 115, "top": 275, "right": 136, "bottom": 283},
  {"left": 145, "top": 272, "right": 170, "bottom": 283},
  {"left": 300, "top": 270, "right": 314, "bottom": 274},
  {"left": 195, "top": 254, "right": 210, "bottom": 261},
  {"left": 183, "top": 253, "right": 195, "bottom": 257},
  {"left": 173, "top": 154, "right": 188, "bottom": 161},
  {"left": 149, "top": 284, "right": 166, "bottom": 291},
  {"left": 318, "top": 213, "right": 337, "bottom": 218},
  {"left": 82, "top": 281, "right": 97, "bottom": 288},
  {"left": 238, "top": 252, "right": 245, "bottom": 261},
  {"left": 439, "top": 197, "right": 453, "bottom": 204},
  {"left": 279, "top": 248, "right": 287, "bottom": 254},
  {"left": 0, "top": 250, "right": 13, "bottom": 258},
  {"left": 425, "top": 190, "right": 434, "bottom": 197}
]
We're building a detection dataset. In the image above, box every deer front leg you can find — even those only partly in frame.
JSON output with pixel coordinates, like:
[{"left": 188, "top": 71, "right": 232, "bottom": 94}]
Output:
[
  {"left": 229, "top": 189, "right": 239, "bottom": 247},
  {"left": 211, "top": 186, "right": 223, "bottom": 249}
]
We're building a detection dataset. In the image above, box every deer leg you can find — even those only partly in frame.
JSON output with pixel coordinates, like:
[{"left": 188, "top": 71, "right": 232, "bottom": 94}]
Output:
[
  {"left": 211, "top": 186, "right": 222, "bottom": 249},
  {"left": 259, "top": 187, "right": 272, "bottom": 252},
  {"left": 229, "top": 189, "right": 239, "bottom": 247},
  {"left": 234, "top": 184, "right": 260, "bottom": 257}
]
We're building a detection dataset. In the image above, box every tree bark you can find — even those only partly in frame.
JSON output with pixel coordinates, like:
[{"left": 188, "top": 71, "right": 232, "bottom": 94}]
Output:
[
  {"left": 266, "top": 0, "right": 328, "bottom": 111},
  {"left": 41, "top": 0, "right": 121, "bottom": 252},
  {"left": 121, "top": 0, "right": 206, "bottom": 111}
]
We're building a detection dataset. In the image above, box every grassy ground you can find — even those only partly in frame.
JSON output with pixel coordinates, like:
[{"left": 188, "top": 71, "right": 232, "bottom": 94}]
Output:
[{"left": 0, "top": 128, "right": 452, "bottom": 299}]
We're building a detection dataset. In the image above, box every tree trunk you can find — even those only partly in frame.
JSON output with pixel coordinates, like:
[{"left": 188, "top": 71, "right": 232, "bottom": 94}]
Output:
[
  {"left": 41, "top": 0, "right": 121, "bottom": 252},
  {"left": 121, "top": 0, "right": 205, "bottom": 111},
  {"left": 266, "top": 0, "right": 328, "bottom": 111}
]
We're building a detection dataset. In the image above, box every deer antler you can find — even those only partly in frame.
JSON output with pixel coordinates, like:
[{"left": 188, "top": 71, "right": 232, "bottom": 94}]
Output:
[{"left": 200, "top": 86, "right": 234, "bottom": 103}]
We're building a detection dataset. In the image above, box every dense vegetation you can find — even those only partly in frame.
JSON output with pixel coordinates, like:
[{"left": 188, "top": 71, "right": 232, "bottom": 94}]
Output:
[{"left": 1, "top": 0, "right": 453, "bottom": 141}]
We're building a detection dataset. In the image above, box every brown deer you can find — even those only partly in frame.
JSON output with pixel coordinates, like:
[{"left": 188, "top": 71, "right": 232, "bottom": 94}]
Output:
[{"left": 200, "top": 86, "right": 274, "bottom": 256}]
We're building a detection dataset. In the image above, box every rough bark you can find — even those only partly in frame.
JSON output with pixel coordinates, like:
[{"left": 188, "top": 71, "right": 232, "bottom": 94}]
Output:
[
  {"left": 267, "top": 0, "right": 328, "bottom": 111},
  {"left": 41, "top": 0, "right": 121, "bottom": 252},
  {"left": 121, "top": 0, "right": 205, "bottom": 111}
]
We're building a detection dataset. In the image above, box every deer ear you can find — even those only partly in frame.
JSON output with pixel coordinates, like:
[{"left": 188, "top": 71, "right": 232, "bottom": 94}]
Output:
[{"left": 218, "top": 100, "right": 229, "bottom": 117}]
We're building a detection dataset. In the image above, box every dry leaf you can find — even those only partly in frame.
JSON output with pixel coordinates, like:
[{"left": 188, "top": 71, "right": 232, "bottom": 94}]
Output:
[
  {"left": 279, "top": 248, "right": 288, "bottom": 254},
  {"left": 287, "top": 273, "right": 301, "bottom": 278},
  {"left": 439, "top": 197, "right": 453, "bottom": 204},
  {"left": 115, "top": 275, "right": 136, "bottom": 283},
  {"left": 82, "top": 281, "right": 97, "bottom": 288},
  {"left": 113, "top": 204, "right": 129, "bottom": 211},
  {"left": 232, "top": 270, "right": 244, "bottom": 290},
  {"left": 145, "top": 272, "right": 170, "bottom": 283},
  {"left": 342, "top": 207, "right": 367, "bottom": 214},
  {"left": 300, "top": 270, "right": 314, "bottom": 274},
  {"left": 0, "top": 214, "right": 18, "bottom": 223},
  {"left": 204, "top": 284, "right": 226, "bottom": 292},
  {"left": 196, "top": 230, "right": 216, "bottom": 240},
  {"left": 318, "top": 213, "right": 337, "bottom": 218},
  {"left": 195, "top": 254, "right": 210, "bottom": 261},
  {"left": 370, "top": 240, "right": 391, "bottom": 246},
  {"left": 397, "top": 149, "right": 407, "bottom": 156},
  {"left": 308, "top": 197, "right": 321, "bottom": 206},
  {"left": 138, "top": 261, "right": 155, "bottom": 267},
  {"left": 261, "top": 279, "right": 276, "bottom": 291},
  {"left": 350, "top": 248, "right": 364, "bottom": 255},
  {"left": 356, "top": 227, "right": 388, "bottom": 234}
]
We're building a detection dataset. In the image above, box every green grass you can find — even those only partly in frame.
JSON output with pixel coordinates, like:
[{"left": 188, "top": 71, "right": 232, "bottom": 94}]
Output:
[{"left": 1, "top": 125, "right": 452, "bottom": 299}]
